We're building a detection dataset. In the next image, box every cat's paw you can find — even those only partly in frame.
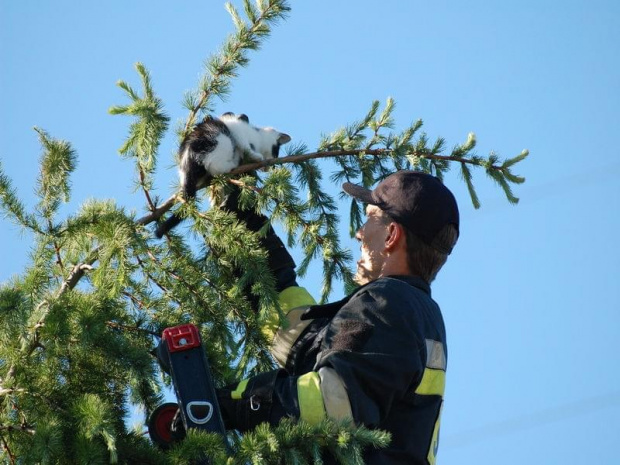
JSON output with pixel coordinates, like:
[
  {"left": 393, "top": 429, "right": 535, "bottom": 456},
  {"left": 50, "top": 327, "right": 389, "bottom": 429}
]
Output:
[{"left": 247, "top": 150, "right": 264, "bottom": 162}]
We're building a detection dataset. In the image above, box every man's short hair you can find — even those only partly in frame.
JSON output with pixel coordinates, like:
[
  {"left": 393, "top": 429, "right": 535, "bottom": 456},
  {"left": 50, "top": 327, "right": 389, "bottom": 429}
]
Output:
[
  {"left": 403, "top": 224, "right": 458, "bottom": 283},
  {"left": 378, "top": 212, "right": 457, "bottom": 283}
]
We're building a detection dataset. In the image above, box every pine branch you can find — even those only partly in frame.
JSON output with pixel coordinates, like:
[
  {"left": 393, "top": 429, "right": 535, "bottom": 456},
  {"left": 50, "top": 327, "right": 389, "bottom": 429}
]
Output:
[
  {"left": 0, "top": 432, "right": 17, "bottom": 465},
  {"left": 136, "top": 195, "right": 177, "bottom": 225},
  {"left": 105, "top": 321, "right": 159, "bottom": 337},
  {"left": 0, "top": 424, "right": 36, "bottom": 435},
  {"left": 156, "top": 241, "right": 251, "bottom": 329},
  {"left": 136, "top": 144, "right": 525, "bottom": 225},
  {"left": 138, "top": 167, "right": 157, "bottom": 213},
  {"left": 58, "top": 260, "right": 96, "bottom": 296},
  {"left": 227, "top": 147, "right": 507, "bottom": 174},
  {"left": 227, "top": 175, "right": 351, "bottom": 302},
  {"left": 3, "top": 207, "right": 139, "bottom": 388},
  {"left": 182, "top": 0, "right": 291, "bottom": 137},
  {"left": 49, "top": 224, "right": 65, "bottom": 275},
  {"left": 4, "top": 299, "right": 50, "bottom": 383},
  {"left": 110, "top": 62, "right": 169, "bottom": 200},
  {"left": 0, "top": 161, "right": 44, "bottom": 234},
  {"left": 121, "top": 290, "right": 147, "bottom": 311},
  {"left": 229, "top": 178, "right": 325, "bottom": 245},
  {"left": 460, "top": 162, "right": 481, "bottom": 209},
  {"left": 141, "top": 250, "right": 224, "bottom": 323},
  {"left": 134, "top": 255, "right": 175, "bottom": 303},
  {"left": 33, "top": 127, "right": 77, "bottom": 221}
]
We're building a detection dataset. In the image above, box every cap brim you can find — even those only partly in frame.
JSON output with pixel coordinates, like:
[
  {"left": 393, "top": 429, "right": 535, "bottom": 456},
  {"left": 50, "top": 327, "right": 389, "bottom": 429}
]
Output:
[{"left": 342, "top": 182, "right": 374, "bottom": 204}]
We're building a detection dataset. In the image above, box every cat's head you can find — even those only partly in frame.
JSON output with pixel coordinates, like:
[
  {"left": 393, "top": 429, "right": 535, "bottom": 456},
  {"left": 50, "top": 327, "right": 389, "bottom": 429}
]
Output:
[{"left": 261, "top": 127, "right": 291, "bottom": 159}]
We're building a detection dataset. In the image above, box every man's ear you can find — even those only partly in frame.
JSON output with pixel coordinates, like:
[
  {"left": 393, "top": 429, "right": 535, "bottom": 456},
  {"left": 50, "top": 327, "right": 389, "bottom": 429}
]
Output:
[{"left": 385, "top": 221, "right": 405, "bottom": 251}]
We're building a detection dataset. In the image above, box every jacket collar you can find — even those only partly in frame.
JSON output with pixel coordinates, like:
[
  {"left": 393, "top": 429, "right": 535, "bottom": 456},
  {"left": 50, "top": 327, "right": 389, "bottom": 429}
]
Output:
[
  {"left": 301, "top": 275, "right": 430, "bottom": 321},
  {"left": 387, "top": 275, "right": 431, "bottom": 295}
]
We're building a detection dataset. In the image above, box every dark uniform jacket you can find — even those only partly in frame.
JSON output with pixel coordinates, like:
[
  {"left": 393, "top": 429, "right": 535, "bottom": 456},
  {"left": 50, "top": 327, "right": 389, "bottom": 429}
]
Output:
[{"left": 228, "top": 275, "right": 448, "bottom": 465}]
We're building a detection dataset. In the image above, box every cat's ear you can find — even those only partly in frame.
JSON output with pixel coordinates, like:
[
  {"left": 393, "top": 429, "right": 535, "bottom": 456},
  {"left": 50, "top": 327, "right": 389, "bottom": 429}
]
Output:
[
  {"left": 237, "top": 114, "right": 250, "bottom": 123},
  {"left": 221, "top": 112, "right": 235, "bottom": 118},
  {"left": 278, "top": 133, "right": 292, "bottom": 145}
]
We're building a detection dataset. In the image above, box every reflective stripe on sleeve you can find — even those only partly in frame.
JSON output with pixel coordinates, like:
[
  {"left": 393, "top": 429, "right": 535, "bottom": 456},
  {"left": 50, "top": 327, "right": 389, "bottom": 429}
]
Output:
[
  {"left": 262, "top": 287, "right": 317, "bottom": 363},
  {"left": 425, "top": 339, "right": 446, "bottom": 370},
  {"left": 269, "top": 288, "right": 316, "bottom": 367},
  {"left": 415, "top": 339, "right": 447, "bottom": 396},
  {"left": 419, "top": 340, "right": 446, "bottom": 463},
  {"left": 231, "top": 379, "right": 250, "bottom": 400},
  {"left": 297, "top": 372, "right": 326, "bottom": 425},
  {"left": 271, "top": 307, "right": 313, "bottom": 367},
  {"left": 279, "top": 286, "right": 317, "bottom": 313},
  {"left": 318, "top": 367, "right": 353, "bottom": 422},
  {"left": 415, "top": 368, "right": 446, "bottom": 396}
]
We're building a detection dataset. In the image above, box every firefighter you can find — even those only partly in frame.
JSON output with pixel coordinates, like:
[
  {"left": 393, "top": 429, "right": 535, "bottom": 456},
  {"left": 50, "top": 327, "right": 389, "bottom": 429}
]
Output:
[{"left": 218, "top": 170, "right": 459, "bottom": 465}]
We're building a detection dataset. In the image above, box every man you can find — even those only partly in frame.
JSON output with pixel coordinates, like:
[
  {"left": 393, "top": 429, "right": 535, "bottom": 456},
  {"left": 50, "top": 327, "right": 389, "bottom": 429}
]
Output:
[{"left": 218, "top": 171, "right": 459, "bottom": 464}]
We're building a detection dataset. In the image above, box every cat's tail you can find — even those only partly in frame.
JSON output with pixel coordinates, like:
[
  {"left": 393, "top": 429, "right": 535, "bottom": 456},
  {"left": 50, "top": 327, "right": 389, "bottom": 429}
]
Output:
[{"left": 154, "top": 214, "right": 184, "bottom": 239}]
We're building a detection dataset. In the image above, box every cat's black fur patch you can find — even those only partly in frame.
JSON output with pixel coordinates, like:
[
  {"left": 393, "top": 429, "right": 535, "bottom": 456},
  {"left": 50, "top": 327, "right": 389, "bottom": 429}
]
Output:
[{"left": 185, "top": 117, "right": 231, "bottom": 160}]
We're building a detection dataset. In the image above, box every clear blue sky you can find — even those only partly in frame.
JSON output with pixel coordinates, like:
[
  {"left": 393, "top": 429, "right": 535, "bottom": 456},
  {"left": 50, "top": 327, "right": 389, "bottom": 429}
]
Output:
[{"left": 1, "top": 1, "right": 619, "bottom": 463}]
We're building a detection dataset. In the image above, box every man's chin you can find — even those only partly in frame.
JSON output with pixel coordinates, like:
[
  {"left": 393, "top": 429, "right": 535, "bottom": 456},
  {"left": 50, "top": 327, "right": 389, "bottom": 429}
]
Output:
[{"left": 353, "top": 267, "right": 373, "bottom": 286}]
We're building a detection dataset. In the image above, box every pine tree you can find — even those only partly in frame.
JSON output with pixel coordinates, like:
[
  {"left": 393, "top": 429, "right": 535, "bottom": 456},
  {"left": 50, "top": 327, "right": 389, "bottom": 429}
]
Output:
[{"left": 0, "top": 1, "right": 528, "bottom": 463}]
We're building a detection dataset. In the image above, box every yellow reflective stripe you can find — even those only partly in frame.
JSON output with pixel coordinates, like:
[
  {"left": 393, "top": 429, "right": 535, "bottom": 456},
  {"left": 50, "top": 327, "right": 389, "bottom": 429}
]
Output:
[
  {"left": 231, "top": 379, "right": 249, "bottom": 400},
  {"left": 279, "top": 286, "right": 316, "bottom": 313},
  {"left": 297, "top": 372, "right": 326, "bottom": 425},
  {"left": 415, "top": 368, "right": 446, "bottom": 396},
  {"left": 261, "top": 287, "right": 316, "bottom": 341}
]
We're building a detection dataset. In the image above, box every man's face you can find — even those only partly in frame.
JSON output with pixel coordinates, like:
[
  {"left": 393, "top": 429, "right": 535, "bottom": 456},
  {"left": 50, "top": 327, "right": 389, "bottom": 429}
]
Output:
[{"left": 354, "top": 205, "right": 390, "bottom": 285}]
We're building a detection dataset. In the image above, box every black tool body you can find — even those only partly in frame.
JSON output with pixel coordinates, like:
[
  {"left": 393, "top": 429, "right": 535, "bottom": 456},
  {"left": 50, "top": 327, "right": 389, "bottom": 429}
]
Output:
[{"left": 149, "top": 324, "right": 228, "bottom": 458}]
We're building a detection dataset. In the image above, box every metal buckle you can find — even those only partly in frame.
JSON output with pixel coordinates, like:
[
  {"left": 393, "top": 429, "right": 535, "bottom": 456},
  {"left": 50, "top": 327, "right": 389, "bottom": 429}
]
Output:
[{"left": 250, "top": 395, "right": 260, "bottom": 411}]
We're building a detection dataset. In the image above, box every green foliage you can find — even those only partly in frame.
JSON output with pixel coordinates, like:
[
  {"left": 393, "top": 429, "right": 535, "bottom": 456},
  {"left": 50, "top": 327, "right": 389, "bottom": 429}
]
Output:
[
  {"left": 182, "top": 0, "right": 291, "bottom": 137},
  {"left": 233, "top": 419, "right": 390, "bottom": 465},
  {"left": 319, "top": 98, "right": 528, "bottom": 218},
  {"left": 0, "top": 160, "right": 43, "bottom": 234},
  {"left": 0, "top": 0, "right": 529, "bottom": 463},
  {"left": 33, "top": 127, "right": 77, "bottom": 222},
  {"left": 74, "top": 394, "right": 118, "bottom": 463},
  {"left": 109, "top": 62, "right": 170, "bottom": 193},
  {"left": 165, "top": 419, "right": 391, "bottom": 465}
]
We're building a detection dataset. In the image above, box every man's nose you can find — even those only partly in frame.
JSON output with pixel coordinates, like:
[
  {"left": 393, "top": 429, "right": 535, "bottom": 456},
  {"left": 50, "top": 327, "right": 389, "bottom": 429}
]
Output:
[{"left": 355, "top": 226, "right": 363, "bottom": 241}]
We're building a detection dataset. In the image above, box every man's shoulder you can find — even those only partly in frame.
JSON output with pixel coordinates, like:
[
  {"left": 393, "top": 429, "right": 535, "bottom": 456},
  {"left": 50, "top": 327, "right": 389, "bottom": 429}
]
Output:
[
  {"left": 354, "top": 275, "right": 429, "bottom": 298},
  {"left": 348, "top": 276, "right": 440, "bottom": 321}
]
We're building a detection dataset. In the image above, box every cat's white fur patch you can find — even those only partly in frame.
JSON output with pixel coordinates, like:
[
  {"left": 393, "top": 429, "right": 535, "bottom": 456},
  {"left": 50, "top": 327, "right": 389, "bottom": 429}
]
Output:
[{"left": 202, "top": 133, "right": 237, "bottom": 175}]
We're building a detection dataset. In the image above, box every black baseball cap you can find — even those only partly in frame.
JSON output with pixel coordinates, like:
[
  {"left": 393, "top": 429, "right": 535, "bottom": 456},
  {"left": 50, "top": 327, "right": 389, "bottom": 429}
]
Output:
[{"left": 342, "top": 171, "right": 460, "bottom": 254}]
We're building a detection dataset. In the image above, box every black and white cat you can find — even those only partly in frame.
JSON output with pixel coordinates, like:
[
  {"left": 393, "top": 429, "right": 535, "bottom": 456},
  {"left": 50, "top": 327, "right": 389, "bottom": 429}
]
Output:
[{"left": 155, "top": 112, "right": 291, "bottom": 238}]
